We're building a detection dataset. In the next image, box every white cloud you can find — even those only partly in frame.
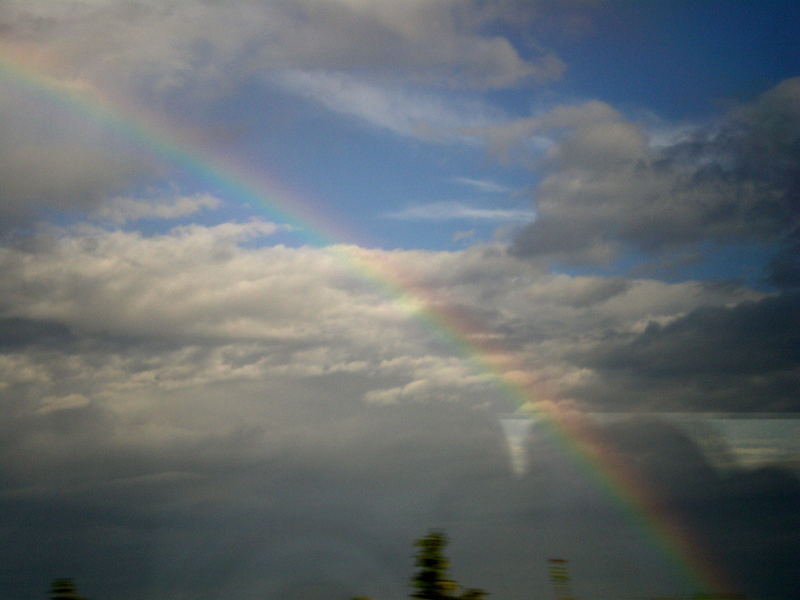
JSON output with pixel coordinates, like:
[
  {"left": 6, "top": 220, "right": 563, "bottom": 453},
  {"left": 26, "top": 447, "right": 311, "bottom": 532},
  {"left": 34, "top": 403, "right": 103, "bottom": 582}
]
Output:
[
  {"left": 452, "top": 229, "right": 477, "bottom": 243},
  {"left": 0, "top": 222, "right": 763, "bottom": 419},
  {"left": 0, "top": 0, "right": 560, "bottom": 97},
  {"left": 451, "top": 177, "right": 513, "bottom": 194},
  {"left": 386, "top": 201, "right": 535, "bottom": 222},
  {"left": 36, "top": 393, "right": 91, "bottom": 414},
  {"left": 0, "top": 0, "right": 567, "bottom": 151},
  {"left": 91, "top": 193, "right": 221, "bottom": 224},
  {"left": 275, "top": 70, "right": 500, "bottom": 139}
]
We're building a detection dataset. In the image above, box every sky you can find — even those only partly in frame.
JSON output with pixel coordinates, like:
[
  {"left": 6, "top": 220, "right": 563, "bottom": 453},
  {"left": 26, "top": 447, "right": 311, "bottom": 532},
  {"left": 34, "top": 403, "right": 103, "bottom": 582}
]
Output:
[{"left": 0, "top": 1, "right": 799, "bottom": 599}]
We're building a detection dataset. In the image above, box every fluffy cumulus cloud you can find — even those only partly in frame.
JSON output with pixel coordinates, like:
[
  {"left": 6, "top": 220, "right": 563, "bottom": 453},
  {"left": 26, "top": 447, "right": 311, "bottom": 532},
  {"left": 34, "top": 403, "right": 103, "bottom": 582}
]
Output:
[
  {"left": 509, "top": 78, "right": 800, "bottom": 266},
  {"left": 0, "top": 219, "right": 787, "bottom": 433},
  {"left": 0, "top": 220, "right": 783, "bottom": 419}
]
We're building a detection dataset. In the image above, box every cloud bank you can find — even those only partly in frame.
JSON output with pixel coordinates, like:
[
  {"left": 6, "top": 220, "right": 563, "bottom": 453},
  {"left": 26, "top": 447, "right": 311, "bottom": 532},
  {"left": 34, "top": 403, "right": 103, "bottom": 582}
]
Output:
[{"left": 508, "top": 79, "right": 800, "bottom": 267}]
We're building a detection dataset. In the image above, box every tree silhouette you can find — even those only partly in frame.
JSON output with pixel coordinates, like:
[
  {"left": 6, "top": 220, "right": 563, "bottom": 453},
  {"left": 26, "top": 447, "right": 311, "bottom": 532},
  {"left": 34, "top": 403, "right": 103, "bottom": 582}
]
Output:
[
  {"left": 49, "top": 579, "right": 90, "bottom": 600},
  {"left": 411, "top": 530, "right": 487, "bottom": 600}
]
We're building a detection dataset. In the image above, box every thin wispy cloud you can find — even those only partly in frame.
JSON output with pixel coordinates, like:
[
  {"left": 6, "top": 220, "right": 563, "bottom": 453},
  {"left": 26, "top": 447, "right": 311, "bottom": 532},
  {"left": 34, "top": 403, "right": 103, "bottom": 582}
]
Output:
[
  {"left": 451, "top": 177, "right": 513, "bottom": 194},
  {"left": 452, "top": 229, "right": 477, "bottom": 243},
  {"left": 91, "top": 193, "right": 221, "bottom": 224},
  {"left": 274, "top": 69, "right": 501, "bottom": 140},
  {"left": 386, "top": 201, "right": 535, "bottom": 222}
]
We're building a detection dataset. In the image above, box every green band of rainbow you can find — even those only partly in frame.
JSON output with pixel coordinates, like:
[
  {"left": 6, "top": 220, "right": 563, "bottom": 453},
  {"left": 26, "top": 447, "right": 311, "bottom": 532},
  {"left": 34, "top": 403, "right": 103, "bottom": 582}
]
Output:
[{"left": 0, "top": 48, "right": 737, "bottom": 596}]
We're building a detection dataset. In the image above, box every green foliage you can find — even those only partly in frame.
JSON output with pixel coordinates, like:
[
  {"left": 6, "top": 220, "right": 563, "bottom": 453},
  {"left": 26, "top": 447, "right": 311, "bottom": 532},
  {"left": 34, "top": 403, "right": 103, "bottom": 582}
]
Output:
[
  {"left": 49, "top": 579, "right": 89, "bottom": 600},
  {"left": 411, "top": 530, "right": 458, "bottom": 600},
  {"left": 410, "top": 530, "right": 487, "bottom": 600}
]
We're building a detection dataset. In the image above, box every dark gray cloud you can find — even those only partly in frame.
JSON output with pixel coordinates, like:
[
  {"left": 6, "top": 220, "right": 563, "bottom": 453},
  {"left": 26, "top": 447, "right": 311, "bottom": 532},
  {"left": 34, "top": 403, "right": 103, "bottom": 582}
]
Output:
[
  {"left": 510, "top": 77, "right": 800, "bottom": 267},
  {"left": 0, "top": 318, "right": 75, "bottom": 350},
  {"left": 588, "top": 419, "right": 800, "bottom": 600},
  {"left": 767, "top": 231, "right": 800, "bottom": 289},
  {"left": 2, "top": 405, "right": 796, "bottom": 600},
  {"left": 572, "top": 292, "right": 800, "bottom": 412},
  {"left": 0, "top": 235, "right": 793, "bottom": 600},
  {"left": 0, "top": 403, "right": 506, "bottom": 600}
]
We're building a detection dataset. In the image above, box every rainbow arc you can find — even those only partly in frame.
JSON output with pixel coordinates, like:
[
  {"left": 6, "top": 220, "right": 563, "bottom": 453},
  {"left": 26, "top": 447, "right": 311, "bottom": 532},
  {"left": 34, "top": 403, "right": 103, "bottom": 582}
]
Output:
[{"left": 0, "top": 47, "right": 737, "bottom": 597}]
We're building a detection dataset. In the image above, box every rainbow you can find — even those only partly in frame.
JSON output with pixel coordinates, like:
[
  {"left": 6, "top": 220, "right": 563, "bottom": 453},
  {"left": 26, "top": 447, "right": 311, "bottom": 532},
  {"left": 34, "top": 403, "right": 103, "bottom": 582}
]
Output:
[{"left": 0, "top": 47, "right": 737, "bottom": 596}]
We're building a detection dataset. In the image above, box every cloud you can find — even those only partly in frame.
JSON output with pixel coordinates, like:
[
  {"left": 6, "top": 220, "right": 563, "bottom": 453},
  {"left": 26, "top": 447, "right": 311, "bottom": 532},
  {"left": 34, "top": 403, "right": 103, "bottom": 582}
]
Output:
[
  {"left": 274, "top": 70, "right": 500, "bottom": 139},
  {"left": 386, "top": 201, "right": 535, "bottom": 222},
  {"left": 2, "top": 398, "right": 796, "bottom": 600},
  {"left": 0, "top": 222, "right": 769, "bottom": 425},
  {"left": 0, "top": 1, "right": 568, "bottom": 146},
  {"left": 91, "top": 193, "right": 221, "bottom": 224},
  {"left": 35, "top": 393, "right": 91, "bottom": 415},
  {"left": 0, "top": 5, "right": 796, "bottom": 599},
  {"left": 572, "top": 292, "right": 800, "bottom": 412},
  {"left": 0, "top": 83, "right": 155, "bottom": 227},
  {"left": 506, "top": 79, "right": 800, "bottom": 266},
  {"left": 0, "top": 0, "right": 562, "bottom": 96},
  {"left": 0, "top": 221, "right": 795, "bottom": 600},
  {"left": 451, "top": 177, "right": 513, "bottom": 194},
  {"left": 579, "top": 418, "right": 800, "bottom": 600},
  {"left": 767, "top": 233, "right": 800, "bottom": 289},
  {"left": 452, "top": 229, "right": 477, "bottom": 244},
  {"left": 0, "top": 0, "right": 568, "bottom": 230},
  {"left": 0, "top": 318, "right": 75, "bottom": 350},
  {"left": 0, "top": 222, "right": 436, "bottom": 348}
]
